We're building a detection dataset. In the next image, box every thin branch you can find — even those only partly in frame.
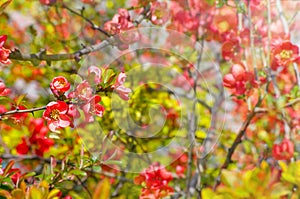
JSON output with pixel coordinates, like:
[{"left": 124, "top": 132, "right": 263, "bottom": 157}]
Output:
[
  {"left": 248, "top": 1, "right": 258, "bottom": 80},
  {"left": 213, "top": 92, "right": 264, "bottom": 189},
  {"left": 9, "top": 40, "right": 111, "bottom": 64},
  {"left": 62, "top": 4, "right": 111, "bottom": 37},
  {"left": 0, "top": 106, "right": 46, "bottom": 119},
  {"left": 276, "top": 0, "right": 289, "bottom": 34},
  {"left": 8, "top": 6, "right": 151, "bottom": 64}
]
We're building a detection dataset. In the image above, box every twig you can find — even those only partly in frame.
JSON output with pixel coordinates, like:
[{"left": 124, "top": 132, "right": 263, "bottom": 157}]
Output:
[
  {"left": 62, "top": 4, "right": 110, "bottom": 37},
  {"left": 0, "top": 106, "right": 46, "bottom": 119},
  {"left": 213, "top": 92, "right": 264, "bottom": 189},
  {"left": 8, "top": 6, "right": 150, "bottom": 64},
  {"left": 248, "top": 0, "right": 258, "bottom": 80},
  {"left": 276, "top": 0, "right": 289, "bottom": 34},
  {"left": 9, "top": 40, "right": 111, "bottom": 64}
]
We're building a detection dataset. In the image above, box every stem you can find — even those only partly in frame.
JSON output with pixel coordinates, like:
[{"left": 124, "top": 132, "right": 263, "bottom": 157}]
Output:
[
  {"left": 276, "top": 0, "right": 289, "bottom": 34},
  {"left": 0, "top": 106, "right": 46, "bottom": 119},
  {"left": 248, "top": 1, "right": 258, "bottom": 80},
  {"left": 213, "top": 95, "right": 264, "bottom": 189},
  {"left": 62, "top": 4, "right": 111, "bottom": 37}
]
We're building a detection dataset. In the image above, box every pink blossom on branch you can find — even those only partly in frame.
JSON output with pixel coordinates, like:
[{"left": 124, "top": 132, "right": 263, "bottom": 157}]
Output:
[
  {"left": 0, "top": 35, "right": 11, "bottom": 65},
  {"left": 0, "top": 81, "right": 11, "bottom": 96},
  {"left": 113, "top": 72, "right": 132, "bottom": 101},
  {"left": 82, "top": 95, "right": 105, "bottom": 122},
  {"left": 88, "top": 66, "right": 102, "bottom": 84}
]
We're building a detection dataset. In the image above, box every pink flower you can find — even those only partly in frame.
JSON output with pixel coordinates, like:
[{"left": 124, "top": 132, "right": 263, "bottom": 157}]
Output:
[
  {"left": 0, "top": 81, "right": 11, "bottom": 96},
  {"left": 104, "top": 9, "right": 133, "bottom": 35},
  {"left": 115, "top": 72, "right": 127, "bottom": 87},
  {"left": 82, "top": 95, "right": 105, "bottom": 122},
  {"left": 50, "top": 76, "right": 70, "bottom": 97},
  {"left": 88, "top": 66, "right": 102, "bottom": 84},
  {"left": 172, "top": 71, "right": 194, "bottom": 91},
  {"left": 0, "top": 35, "right": 11, "bottom": 65},
  {"left": 115, "top": 86, "right": 131, "bottom": 101},
  {"left": 67, "top": 104, "right": 80, "bottom": 119},
  {"left": 150, "top": 2, "right": 169, "bottom": 25},
  {"left": 75, "top": 81, "right": 93, "bottom": 101},
  {"left": 43, "top": 101, "right": 71, "bottom": 132}
]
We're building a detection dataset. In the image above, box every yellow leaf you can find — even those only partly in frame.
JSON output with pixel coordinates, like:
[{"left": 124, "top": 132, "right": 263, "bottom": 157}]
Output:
[
  {"left": 0, "top": 190, "right": 12, "bottom": 199},
  {"left": 11, "top": 189, "right": 25, "bottom": 199},
  {"left": 29, "top": 187, "right": 43, "bottom": 199},
  {"left": 93, "top": 178, "right": 111, "bottom": 199},
  {"left": 47, "top": 189, "right": 61, "bottom": 199},
  {"left": 0, "top": 0, "right": 12, "bottom": 15}
]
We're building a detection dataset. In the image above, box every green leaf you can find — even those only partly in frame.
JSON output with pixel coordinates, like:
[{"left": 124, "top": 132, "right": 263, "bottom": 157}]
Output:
[
  {"left": 69, "top": 169, "right": 87, "bottom": 177},
  {"left": 3, "top": 160, "right": 14, "bottom": 176},
  {"left": 15, "top": 94, "right": 27, "bottom": 106},
  {"left": 216, "top": 0, "right": 227, "bottom": 8},
  {"left": 102, "top": 69, "right": 116, "bottom": 85}
]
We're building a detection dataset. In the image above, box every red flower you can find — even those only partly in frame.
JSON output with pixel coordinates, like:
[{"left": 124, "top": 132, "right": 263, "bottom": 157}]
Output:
[
  {"left": 16, "top": 137, "right": 30, "bottom": 155},
  {"left": 81, "top": 0, "right": 94, "bottom": 4},
  {"left": 272, "top": 139, "right": 294, "bottom": 160},
  {"left": 43, "top": 101, "right": 71, "bottom": 132},
  {"left": 39, "top": 0, "right": 56, "bottom": 5},
  {"left": 0, "top": 81, "right": 11, "bottom": 96},
  {"left": 17, "top": 118, "right": 54, "bottom": 156},
  {"left": 82, "top": 95, "right": 105, "bottom": 122},
  {"left": 0, "top": 35, "right": 11, "bottom": 65},
  {"left": 134, "top": 162, "right": 174, "bottom": 199},
  {"left": 223, "top": 63, "right": 258, "bottom": 95},
  {"left": 271, "top": 41, "right": 299, "bottom": 70},
  {"left": 50, "top": 76, "right": 70, "bottom": 97}
]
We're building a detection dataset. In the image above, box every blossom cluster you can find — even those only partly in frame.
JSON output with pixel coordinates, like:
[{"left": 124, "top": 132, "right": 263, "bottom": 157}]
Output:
[
  {"left": 134, "top": 162, "right": 174, "bottom": 199},
  {"left": 0, "top": 35, "right": 11, "bottom": 65},
  {"left": 43, "top": 66, "right": 131, "bottom": 132},
  {"left": 16, "top": 118, "right": 54, "bottom": 156},
  {"left": 272, "top": 138, "right": 294, "bottom": 161}
]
